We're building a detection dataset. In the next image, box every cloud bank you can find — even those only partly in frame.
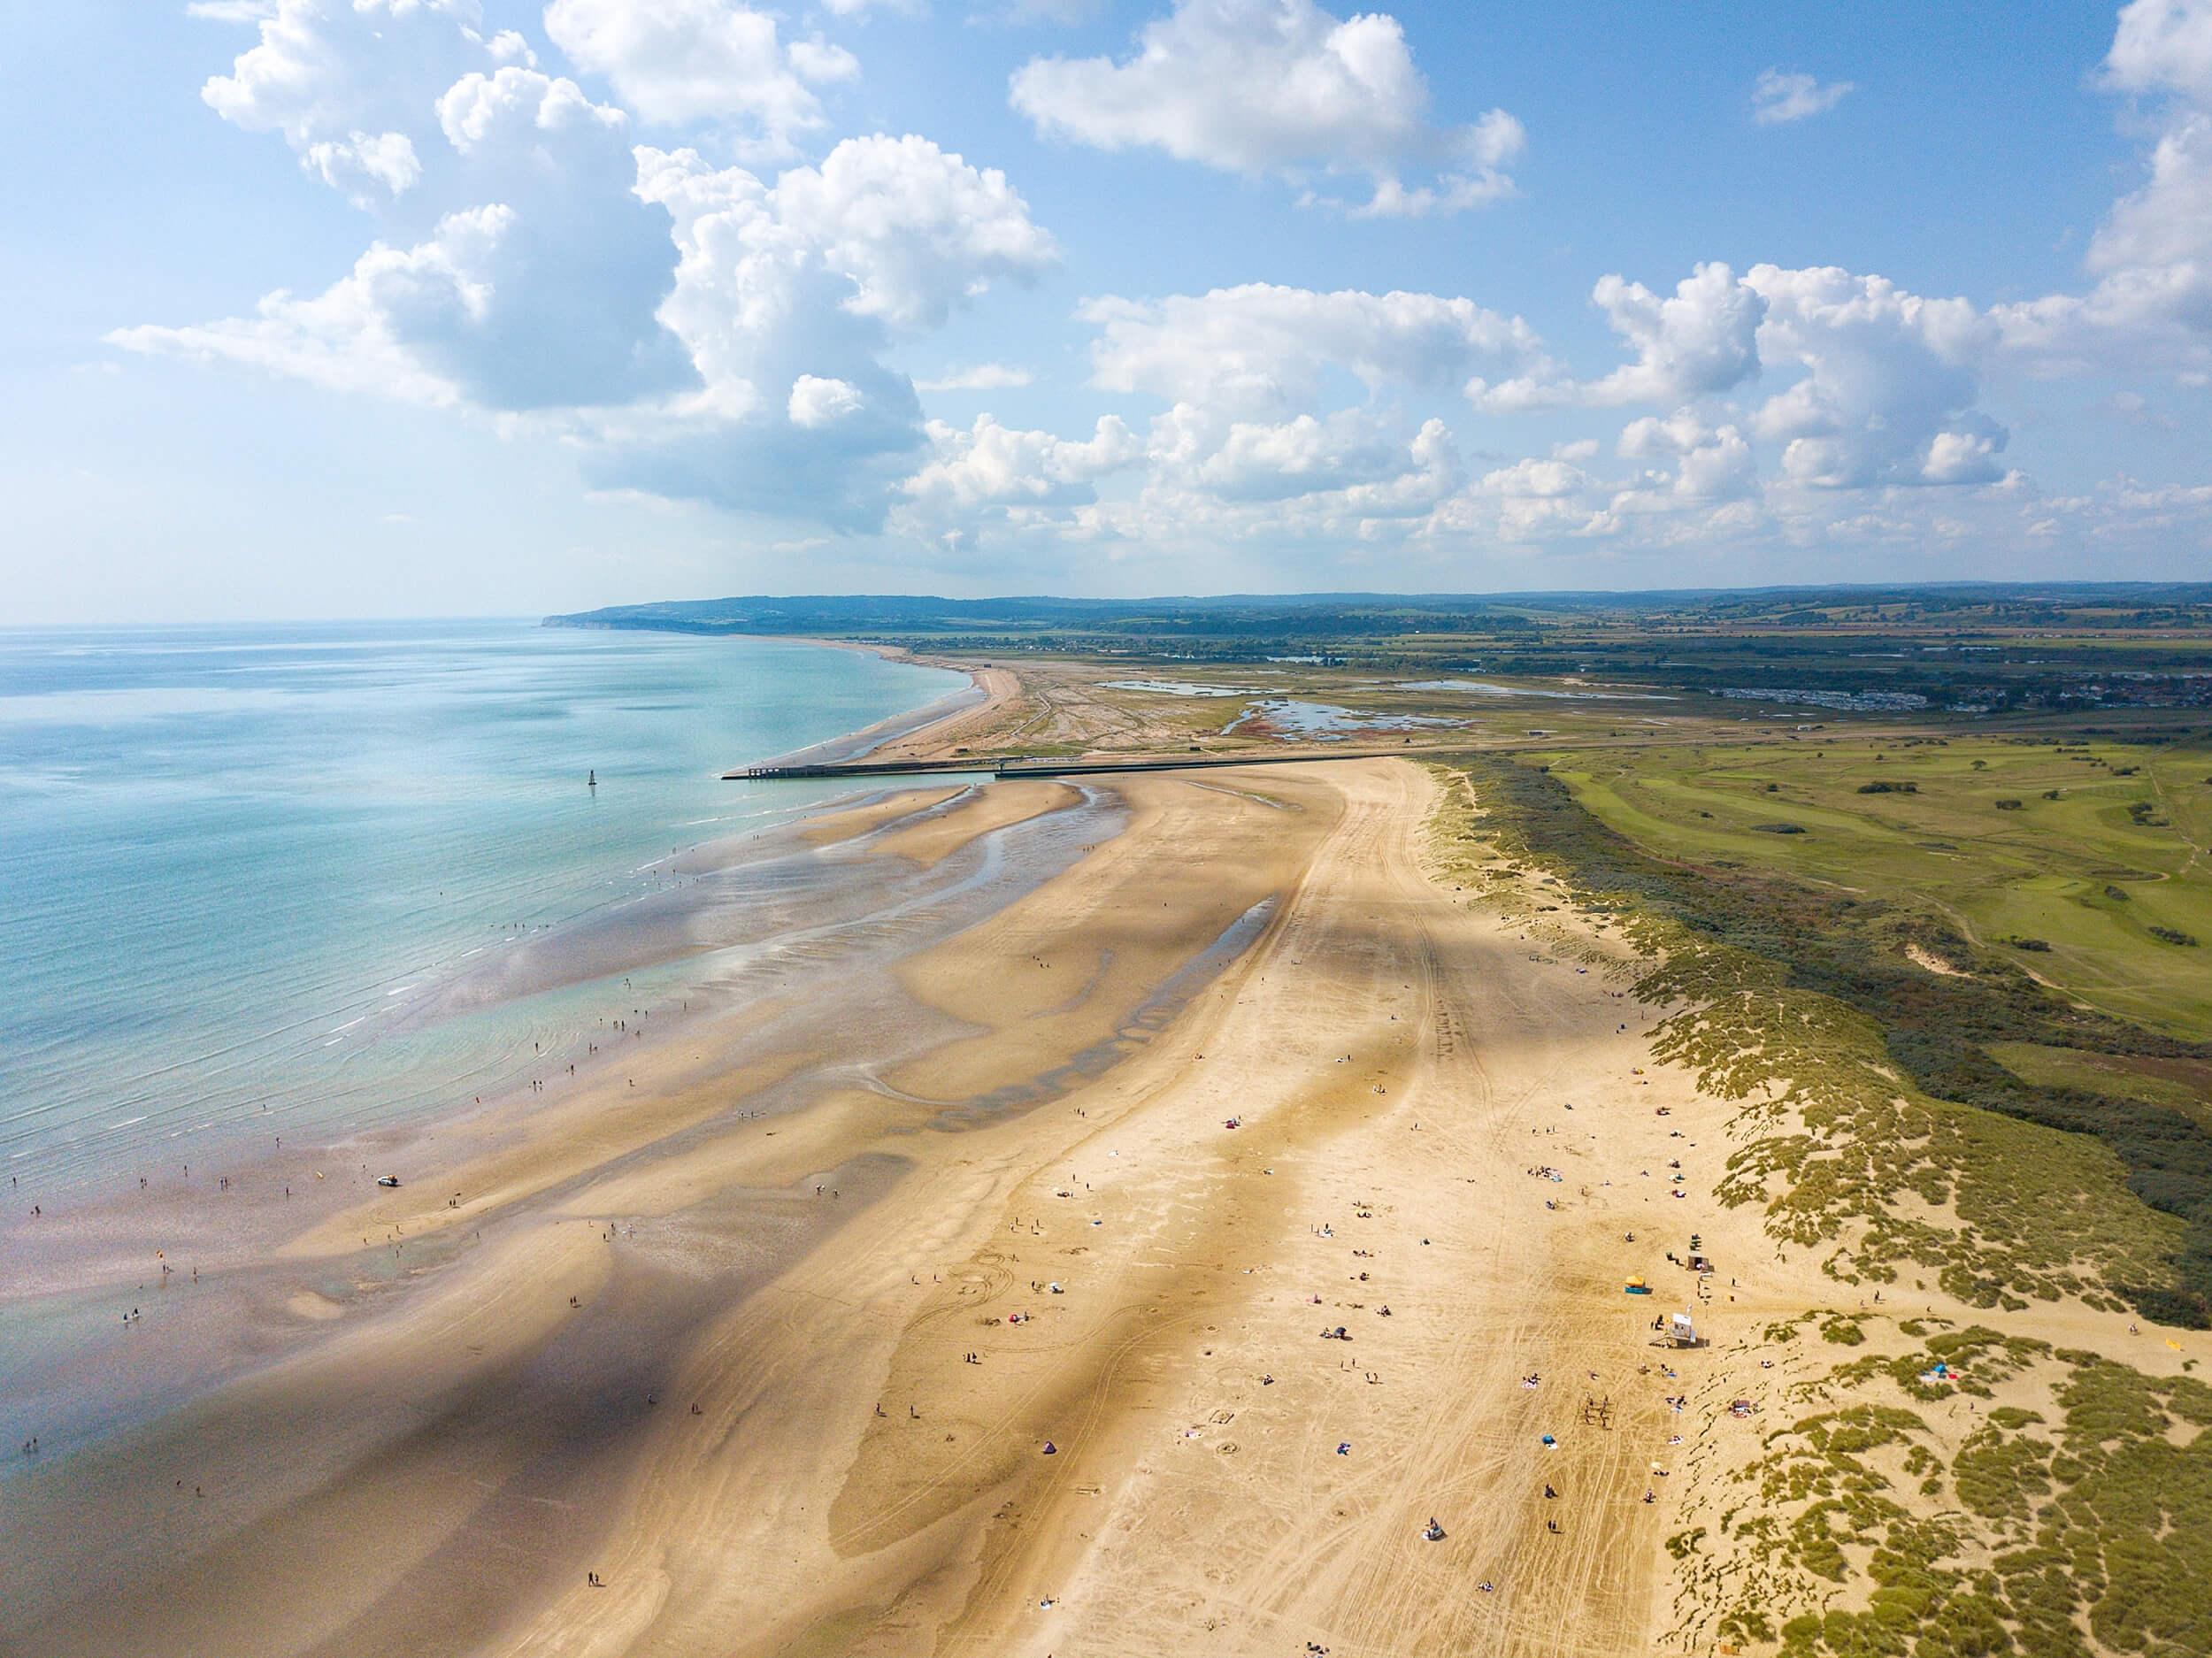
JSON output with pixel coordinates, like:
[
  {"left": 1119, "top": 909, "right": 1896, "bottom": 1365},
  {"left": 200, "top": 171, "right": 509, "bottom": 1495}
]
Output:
[{"left": 112, "top": 0, "right": 2212, "bottom": 580}]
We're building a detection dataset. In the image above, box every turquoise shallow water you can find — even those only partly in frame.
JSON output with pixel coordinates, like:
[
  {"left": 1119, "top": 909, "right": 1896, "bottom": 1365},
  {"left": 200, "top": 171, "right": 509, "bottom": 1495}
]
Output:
[{"left": 0, "top": 620, "right": 963, "bottom": 1194}]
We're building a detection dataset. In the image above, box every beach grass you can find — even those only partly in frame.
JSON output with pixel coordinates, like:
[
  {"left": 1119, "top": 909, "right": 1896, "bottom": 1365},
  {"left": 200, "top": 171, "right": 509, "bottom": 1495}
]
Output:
[
  {"left": 1690, "top": 1325, "right": 2212, "bottom": 1658},
  {"left": 1429, "top": 748, "right": 2212, "bottom": 1324}
]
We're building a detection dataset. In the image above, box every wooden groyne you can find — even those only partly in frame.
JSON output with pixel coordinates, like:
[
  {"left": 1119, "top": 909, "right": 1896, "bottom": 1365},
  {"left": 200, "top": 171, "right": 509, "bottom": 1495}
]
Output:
[
  {"left": 722, "top": 748, "right": 1432, "bottom": 782},
  {"left": 723, "top": 730, "right": 1802, "bottom": 784}
]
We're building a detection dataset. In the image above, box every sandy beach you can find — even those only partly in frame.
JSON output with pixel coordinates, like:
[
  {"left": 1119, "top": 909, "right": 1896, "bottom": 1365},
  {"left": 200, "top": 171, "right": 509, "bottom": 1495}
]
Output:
[
  {"left": 21, "top": 0, "right": 2209, "bottom": 1644},
  {"left": 4, "top": 745, "right": 2174, "bottom": 1658}
]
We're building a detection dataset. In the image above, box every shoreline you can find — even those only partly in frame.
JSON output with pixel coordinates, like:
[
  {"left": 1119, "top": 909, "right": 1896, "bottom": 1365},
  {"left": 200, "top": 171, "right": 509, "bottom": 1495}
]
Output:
[
  {"left": 0, "top": 626, "right": 979, "bottom": 1211},
  {"left": 760, "top": 637, "right": 1028, "bottom": 768},
  {"left": 737, "top": 678, "right": 989, "bottom": 771},
  {"left": 3, "top": 756, "right": 1346, "bottom": 1647},
  {"left": 4, "top": 754, "right": 1687, "bottom": 1658},
  {"left": 0, "top": 643, "right": 1051, "bottom": 1485},
  {"left": 2, "top": 634, "right": 988, "bottom": 1219},
  {"left": 9, "top": 744, "right": 2176, "bottom": 1657},
  {"left": 0, "top": 767, "right": 1120, "bottom": 1456},
  {"left": 9, "top": 626, "right": 2203, "bottom": 1654},
  {"left": 9, "top": 647, "right": 2192, "bottom": 1654}
]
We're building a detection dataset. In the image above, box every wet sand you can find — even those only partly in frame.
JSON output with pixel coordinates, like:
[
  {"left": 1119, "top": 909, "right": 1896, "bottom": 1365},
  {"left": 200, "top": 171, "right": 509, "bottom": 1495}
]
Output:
[
  {"left": 0, "top": 763, "right": 1326, "bottom": 1652},
  {"left": 5, "top": 753, "right": 2049, "bottom": 1658}
]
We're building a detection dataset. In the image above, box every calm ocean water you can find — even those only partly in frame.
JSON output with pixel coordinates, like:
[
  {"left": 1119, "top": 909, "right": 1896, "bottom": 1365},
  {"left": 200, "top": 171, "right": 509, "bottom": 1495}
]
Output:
[{"left": 0, "top": 620, "right": 964, "bottom": 1194}]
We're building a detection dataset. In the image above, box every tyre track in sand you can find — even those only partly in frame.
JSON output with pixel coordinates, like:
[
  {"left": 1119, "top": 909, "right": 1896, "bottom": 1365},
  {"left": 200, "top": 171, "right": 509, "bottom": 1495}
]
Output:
[{"left": 976, "top": 758, "right": 1678, "bottom": 1658}]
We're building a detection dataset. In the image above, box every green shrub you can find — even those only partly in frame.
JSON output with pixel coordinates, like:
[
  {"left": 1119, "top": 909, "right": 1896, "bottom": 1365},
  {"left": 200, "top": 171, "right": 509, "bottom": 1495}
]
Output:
[{"left": 1688, "top": 1341, "right": 2211, "bottom": 1658}]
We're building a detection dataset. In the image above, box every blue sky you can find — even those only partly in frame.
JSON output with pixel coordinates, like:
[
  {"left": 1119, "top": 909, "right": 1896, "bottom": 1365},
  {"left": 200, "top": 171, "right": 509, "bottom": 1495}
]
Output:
[{"left": 3, "top": 0, "right": 2208, "bottom": 619}]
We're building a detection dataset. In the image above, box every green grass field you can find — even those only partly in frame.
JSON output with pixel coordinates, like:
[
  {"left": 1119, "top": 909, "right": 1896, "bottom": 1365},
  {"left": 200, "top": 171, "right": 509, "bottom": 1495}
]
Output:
[
  {"left": 1987, "top": 1043, "right": 2212, "bottom": 1123},
  {"left": 1439, "top": 740, "right": 2212, "bottom": 1323},
  {"left": 1536, "top": 735, "right": 2212, "bottom": 1039}
]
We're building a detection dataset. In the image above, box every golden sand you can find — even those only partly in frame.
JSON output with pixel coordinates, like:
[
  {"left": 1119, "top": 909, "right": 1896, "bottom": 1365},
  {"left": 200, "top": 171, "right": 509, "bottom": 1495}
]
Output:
[{"left": 14, "top": 755, "right": 2152, "bottom": 1658}]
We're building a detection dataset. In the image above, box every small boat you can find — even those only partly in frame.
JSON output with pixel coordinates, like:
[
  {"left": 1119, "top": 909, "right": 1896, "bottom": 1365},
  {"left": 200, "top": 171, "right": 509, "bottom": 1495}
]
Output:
[{"left": 376, "top": 1174, "right": 402, "bottom": 1188}]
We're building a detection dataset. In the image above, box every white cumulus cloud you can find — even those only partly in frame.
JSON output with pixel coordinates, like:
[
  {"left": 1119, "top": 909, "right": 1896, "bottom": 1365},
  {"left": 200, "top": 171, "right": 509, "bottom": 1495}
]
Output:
[
  {"left": 108, "top": 204, "right": 513, "bottom": 407},
  {"left": 1617, "top": 411, "right": 1757, "bottom": 501},
  {"left": 588, "top": 137, "right": 1056, "bottom": 519},
  {"left": 770, "top": 134, "right": 1060, "bottom": 331},
  {"left": 788, "top": 374, "right": 865, "bottom": 426},
  {"left": 1474, "top": 262, "right": 1764, "bottom": 410},
  {"left": 196, "top": 0, "right": 556, "bottom": 206},
  {"left": 117, "top": 99, "right": 1056, "bottom": 530},
  {"left": 1469, "top": 257, "right": 2008, "bottom": 492},
  {"left": 2000, "top": 1, "right": 2212, "bottom": 375},
  {"left": 898, "top": 414, "right": 1141, "bottom": 518},
  {"left": 301, "top": 130, "right": 421, "bottom": 202},
  {"left": 124, "top": 65, "right": 699, "bottom": 411},
  {"left": 915, "top": 363, "right": 1034, "bottom": 391},
  {"left": 1009, "top": 0, "right": 1523, "bottom": 215},
  {"left": 543, "top": 0, "right": 856, "bottom": 154},
  {"left": 2103, "top": 0, "right": 2212, "bottom": 96},
  {"left": 1085, "top": 283, "right": 1542, "bottom": 415},
  {"left": 1150, "top": 406, "right": 1447, "bottom": 503},
  {"left": 2085, "top": 5, "right": 2212, "bottom": 330},
  {"left": 202, "top": 0, "right": 484, "bottom": 152},
  {"left": 1460, "top": 457, "right": 1618, "bottom": 540},
  {"left": 1752, "top": 69, "right": 1855, "bottom": 125},
  {"left": 1747, "top": 264, "right": 2005, "bottom": 488},
  {"left": 435, "top": 65, "right": 623, "bottom": 153}
]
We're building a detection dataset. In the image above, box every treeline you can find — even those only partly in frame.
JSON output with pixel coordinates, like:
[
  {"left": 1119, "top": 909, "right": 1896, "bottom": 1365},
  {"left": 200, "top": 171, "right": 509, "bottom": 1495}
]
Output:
[
  {"left": 546, "top": 592, "right": 1543, "bottom": 640},
  {"left": 548, "top": 583, "right": 2212, "bottom": 644},
  {"left": 548, "top": 588, "right": 2212, "bottom": 708}
]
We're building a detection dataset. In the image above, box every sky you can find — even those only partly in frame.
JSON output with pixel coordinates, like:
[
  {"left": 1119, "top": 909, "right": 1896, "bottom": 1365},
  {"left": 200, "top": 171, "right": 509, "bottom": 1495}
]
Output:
[{"left": 3, "top": 0, "right": 2210, "bottom": 620}]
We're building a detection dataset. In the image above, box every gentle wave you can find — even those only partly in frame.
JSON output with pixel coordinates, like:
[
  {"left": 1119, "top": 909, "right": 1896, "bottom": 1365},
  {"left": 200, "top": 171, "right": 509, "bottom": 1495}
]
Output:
[{"left": 0, "top": 620, "right": 965, "bottom": 1194}]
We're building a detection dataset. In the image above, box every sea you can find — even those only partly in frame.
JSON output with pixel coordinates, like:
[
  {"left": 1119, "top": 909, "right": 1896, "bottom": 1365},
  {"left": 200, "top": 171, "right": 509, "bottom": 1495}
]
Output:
[{"left": 0, "top": 619, "right": 966, "bottom": 1199}]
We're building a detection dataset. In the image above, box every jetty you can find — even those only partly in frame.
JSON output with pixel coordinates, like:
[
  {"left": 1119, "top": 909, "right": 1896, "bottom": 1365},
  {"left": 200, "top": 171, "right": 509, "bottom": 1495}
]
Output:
[
  {"left": 722, "top": 729, "right": 1791, "bottom": 784},
  {"left": 723, "top": 749, "right": 1417, "bottom": 782}
]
